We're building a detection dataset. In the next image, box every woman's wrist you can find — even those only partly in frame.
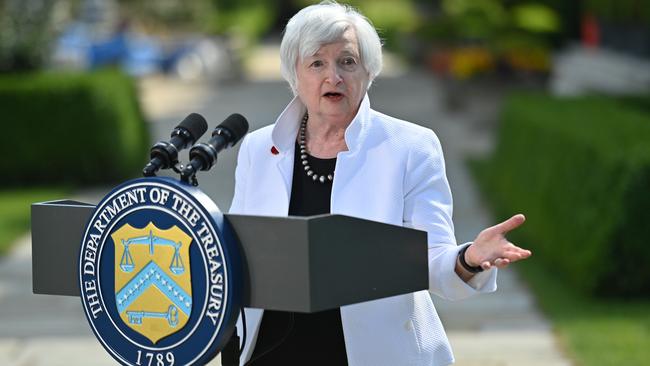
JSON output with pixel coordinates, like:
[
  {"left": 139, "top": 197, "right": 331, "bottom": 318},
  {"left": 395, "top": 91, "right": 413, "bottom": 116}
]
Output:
[{"left": 458, "top": 244, "right": 484, "bottom": 273}]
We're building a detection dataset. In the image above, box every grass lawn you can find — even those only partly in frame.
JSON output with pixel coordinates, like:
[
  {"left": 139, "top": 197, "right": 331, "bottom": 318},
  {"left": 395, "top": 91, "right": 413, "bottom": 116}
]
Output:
[
  {"left": 0, "top": 188, "right": 68, "bottom": 255},
  {"left": 517, "top": 260, "right": 650, "bottom": 366}
]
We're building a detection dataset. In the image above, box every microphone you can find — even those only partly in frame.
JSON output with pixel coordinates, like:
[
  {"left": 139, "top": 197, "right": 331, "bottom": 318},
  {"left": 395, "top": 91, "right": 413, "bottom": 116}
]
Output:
[
  {"left": 182, "top": 113, "right": 249, "bottom": 178},
  {"left": 143, "top": 113, "right": 208, "bottom": 176}
]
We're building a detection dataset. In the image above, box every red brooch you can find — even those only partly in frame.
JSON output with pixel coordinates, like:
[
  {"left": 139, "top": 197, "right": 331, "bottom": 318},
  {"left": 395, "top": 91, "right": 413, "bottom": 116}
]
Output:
[{"left": 271, "top": 146, "right": 279, "bottom": 155}]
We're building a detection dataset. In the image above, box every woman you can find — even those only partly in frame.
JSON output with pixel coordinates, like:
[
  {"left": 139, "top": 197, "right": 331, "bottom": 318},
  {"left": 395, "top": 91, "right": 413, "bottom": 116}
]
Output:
[{"left": 229, "top": 2, "right": 532, "bottom": 365}]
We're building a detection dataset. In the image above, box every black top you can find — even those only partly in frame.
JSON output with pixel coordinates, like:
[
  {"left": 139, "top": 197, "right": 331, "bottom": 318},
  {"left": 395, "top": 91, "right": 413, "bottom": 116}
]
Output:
[{"left": 248, "top": 143, "right": 347, "bottom": 365}]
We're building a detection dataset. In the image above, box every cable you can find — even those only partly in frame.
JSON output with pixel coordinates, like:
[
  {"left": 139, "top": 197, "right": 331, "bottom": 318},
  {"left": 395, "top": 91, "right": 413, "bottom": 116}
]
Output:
[
  {"left": 240, "top": 307, "right": 247, "bottom": 354},
  {"left": 244, "top": 313, "right": 295, "bottom": 366}
]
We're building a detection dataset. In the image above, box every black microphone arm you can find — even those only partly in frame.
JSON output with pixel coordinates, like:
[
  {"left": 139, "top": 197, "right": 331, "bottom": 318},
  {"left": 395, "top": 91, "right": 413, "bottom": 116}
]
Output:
[
  {"left": 181, "top": 113, "right": 249, "bottom": 182},
  {"left": 143, "top": 113, "right": 208, "bottom": 176}
]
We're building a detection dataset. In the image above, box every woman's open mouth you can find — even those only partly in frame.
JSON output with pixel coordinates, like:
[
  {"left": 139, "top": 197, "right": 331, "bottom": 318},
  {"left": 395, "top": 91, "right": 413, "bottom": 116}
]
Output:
[{"left": 323, "top": 92, "right": 344, "bottom": 101}]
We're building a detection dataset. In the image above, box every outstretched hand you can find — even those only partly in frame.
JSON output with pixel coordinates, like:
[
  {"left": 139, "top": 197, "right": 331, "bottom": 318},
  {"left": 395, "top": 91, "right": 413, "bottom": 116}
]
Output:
[{"left": 465, "top": 214, "right": 532, "bottom": 271}]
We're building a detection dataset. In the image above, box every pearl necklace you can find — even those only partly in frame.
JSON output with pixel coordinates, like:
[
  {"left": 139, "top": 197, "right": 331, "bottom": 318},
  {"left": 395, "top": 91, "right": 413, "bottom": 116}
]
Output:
[{"left": 299, "top": 113, "right": 334, "bottom": 184}]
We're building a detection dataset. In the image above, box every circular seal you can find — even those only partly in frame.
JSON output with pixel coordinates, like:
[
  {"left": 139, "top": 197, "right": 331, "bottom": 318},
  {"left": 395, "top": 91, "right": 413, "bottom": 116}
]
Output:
[{"left": 79, "top": 177, "right": 242, "bottom": 365}]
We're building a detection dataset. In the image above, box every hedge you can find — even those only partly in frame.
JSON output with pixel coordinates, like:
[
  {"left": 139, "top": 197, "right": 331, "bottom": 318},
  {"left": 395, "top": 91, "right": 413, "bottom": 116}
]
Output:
[
  {"left": 477, "top": 92, "right": 650, "bottom": 297},
  {"left": 0, "top": 70, "right": 149, "bottom": 186}
]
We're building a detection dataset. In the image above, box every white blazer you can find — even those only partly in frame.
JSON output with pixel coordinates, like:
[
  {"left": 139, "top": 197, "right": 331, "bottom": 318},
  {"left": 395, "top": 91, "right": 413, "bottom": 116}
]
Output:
[{"left": 229, "top": 94, "right": 497, "bottom": 366}]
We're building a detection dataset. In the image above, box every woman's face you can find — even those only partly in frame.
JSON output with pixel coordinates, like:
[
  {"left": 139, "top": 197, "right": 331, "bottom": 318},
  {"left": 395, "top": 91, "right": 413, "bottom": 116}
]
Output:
[{"left": 295, "top": 28, "right": 370, "bottom": 124}]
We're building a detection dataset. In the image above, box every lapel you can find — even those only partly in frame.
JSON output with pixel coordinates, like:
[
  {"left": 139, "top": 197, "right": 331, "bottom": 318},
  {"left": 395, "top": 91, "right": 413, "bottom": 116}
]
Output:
[
  {"left": 269, "top": 94, "right": 372, "bottom": 215},
  {"left": 273, "top": 147, "right": 294, "bottom": 215},
  {"left": 268, "top": 97, "right": 304, "bottom": 214}
]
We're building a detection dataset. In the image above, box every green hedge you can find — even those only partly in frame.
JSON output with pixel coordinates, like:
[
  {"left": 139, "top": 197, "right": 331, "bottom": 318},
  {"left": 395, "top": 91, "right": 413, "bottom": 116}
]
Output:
[
  {"left": 0, "top": 70, "right": 149, "bottom": 186},
  {"left": 478, "top": 93, "right": 650, "bottom": 297}
]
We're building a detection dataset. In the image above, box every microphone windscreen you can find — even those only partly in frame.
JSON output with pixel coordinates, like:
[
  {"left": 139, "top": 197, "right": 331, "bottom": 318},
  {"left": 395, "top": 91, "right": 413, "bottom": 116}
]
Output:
[
  {"left": 218, "top": 113, "right": 249, "bottom": 143},
  {"left": 178, "top": 113, "right": 208, "bottom": 142}
]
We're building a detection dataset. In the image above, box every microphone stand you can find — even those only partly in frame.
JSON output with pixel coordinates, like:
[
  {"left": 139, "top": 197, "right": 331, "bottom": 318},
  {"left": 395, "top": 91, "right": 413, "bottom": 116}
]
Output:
[
  {"left": 142, "top": 160, "right": 199, "bottom": 186},
  {"left": 179, "top": 168, "right": 199, "bottom": 187},
  {"left": 179, "top": 158, "right": 202, "bottom": 187}
]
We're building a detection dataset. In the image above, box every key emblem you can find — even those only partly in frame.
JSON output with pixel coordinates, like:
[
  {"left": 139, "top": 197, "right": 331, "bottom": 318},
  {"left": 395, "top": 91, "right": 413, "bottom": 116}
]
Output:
[{"left": 127, "top": 305, "right": 179, "bottom": 327}]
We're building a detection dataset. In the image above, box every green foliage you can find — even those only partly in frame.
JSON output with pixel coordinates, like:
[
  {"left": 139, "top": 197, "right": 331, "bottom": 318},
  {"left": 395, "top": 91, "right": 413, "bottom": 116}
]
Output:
[
  {"left": 0, "top": 70, "right": 149, "bottom": 186},
  {"left": 115, "top": 0, "right": 214, "bottom": 31},
  {"left": 0, "top": 188, "right": 68, "bottom": 255},
  {"left": 511, "top": 3, "right": 561, "bottom": 33},
  {"left": 440, "top": 0, "right": 509, "bottom": 40},
  {"left": 584, "top": 0, "right": 650, "bottom": 25},
  {"left": 0, "top": 0, "right": 56, "bottom": 72},
  {"left": 355, "top": 0, "right": 419, "bottom": 52},
  {"left": 207, "top": 0, "right": 276, "bottom": 45},
  {"left": 419, "top": 0, "right": 561, "bottom": 75},
  {"left": 477, "top": 92, "right": 650, "bottom": 296},
  {"left": 435, "top": 0, "right": 560, "bottom": 41},
  {"left": 516, "top": 260, "right": 650, "bottom": 366}
]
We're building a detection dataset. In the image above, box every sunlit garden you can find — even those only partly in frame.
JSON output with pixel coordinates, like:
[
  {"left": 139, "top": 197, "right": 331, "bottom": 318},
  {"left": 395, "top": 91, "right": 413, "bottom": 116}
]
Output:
[{"left": 1, "top": 1, "right": 649, "bottom": 364}]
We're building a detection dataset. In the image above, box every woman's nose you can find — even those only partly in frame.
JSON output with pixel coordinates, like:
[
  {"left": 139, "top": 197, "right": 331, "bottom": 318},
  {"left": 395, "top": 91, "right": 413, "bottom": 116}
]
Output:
[{"left": 325, "top": 65, "right": 343, "bottom": 84}]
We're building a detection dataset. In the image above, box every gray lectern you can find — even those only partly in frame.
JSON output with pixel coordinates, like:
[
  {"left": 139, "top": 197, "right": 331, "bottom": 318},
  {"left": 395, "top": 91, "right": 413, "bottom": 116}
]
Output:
[{"left": 32, "top": 200, "right": 428, "bottom": 312}]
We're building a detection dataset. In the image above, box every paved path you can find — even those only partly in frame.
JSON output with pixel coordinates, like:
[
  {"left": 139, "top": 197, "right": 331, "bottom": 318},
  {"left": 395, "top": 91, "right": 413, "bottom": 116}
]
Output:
[{"left": 0, "top": 46, "right": 571, "bottom": 365}]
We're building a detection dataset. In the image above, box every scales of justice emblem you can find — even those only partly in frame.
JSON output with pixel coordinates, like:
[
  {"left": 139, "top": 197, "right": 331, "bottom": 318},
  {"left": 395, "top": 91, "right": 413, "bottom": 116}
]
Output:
[{"left": 112, "top": 222, "right": 192, "bottom": 344}]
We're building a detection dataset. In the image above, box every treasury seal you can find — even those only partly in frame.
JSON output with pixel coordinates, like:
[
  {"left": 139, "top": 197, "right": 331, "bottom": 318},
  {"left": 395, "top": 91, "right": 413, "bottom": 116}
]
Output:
[{"left": 79, "top": 177, "right": 242, "bottom": 365}]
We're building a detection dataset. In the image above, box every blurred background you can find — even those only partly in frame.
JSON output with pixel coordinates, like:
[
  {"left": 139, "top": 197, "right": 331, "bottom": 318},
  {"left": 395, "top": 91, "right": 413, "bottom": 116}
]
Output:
[{"left": 0, "top": 0, "right": 648, "bottom": 365}]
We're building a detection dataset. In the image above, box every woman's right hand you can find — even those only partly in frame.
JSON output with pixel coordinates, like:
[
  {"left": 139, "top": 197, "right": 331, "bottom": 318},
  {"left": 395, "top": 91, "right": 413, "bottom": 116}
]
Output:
[{"left": 464, "top": 214, "right": 532, "bottom": 271}]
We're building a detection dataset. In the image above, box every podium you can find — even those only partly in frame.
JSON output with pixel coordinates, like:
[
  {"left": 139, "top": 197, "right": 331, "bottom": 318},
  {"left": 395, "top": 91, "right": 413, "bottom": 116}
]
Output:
[
  {"left": 32, "top": 200, "right": 429, "bottom": 312},
  {"left": 31, "top": 191, "right": 428, "bottom": 365}
]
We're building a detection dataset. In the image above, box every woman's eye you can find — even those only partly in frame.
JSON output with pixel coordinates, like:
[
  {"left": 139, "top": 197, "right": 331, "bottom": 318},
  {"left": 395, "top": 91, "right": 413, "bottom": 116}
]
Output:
[
  {"left": 311, "top": 60, "right": 324, "bottom": 68},
  {"left": 340, "top": 57, "right": 358, "bottom": 71}
]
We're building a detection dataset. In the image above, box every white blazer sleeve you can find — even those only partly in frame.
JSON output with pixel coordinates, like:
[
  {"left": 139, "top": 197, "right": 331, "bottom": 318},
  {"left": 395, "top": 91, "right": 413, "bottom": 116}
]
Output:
[{"left": 403, "top": 129, "right": 496, "bottom": 301}]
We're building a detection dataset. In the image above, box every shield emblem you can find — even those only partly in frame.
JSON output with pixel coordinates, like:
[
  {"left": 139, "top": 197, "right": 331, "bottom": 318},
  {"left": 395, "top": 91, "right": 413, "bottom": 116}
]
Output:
[{"left": 112, "top": 222, "right": 193, "bottom": 344}]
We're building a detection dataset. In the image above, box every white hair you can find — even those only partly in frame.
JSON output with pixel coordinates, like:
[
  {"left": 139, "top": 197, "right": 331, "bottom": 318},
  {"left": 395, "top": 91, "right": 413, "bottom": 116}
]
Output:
[{"left": 280, "top": 1, "right": 383, "bottom": 95}]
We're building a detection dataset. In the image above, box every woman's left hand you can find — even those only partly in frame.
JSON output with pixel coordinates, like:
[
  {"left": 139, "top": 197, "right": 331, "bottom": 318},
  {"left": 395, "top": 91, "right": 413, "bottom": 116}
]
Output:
[{"left": 464, "top": 214, "right": 532, "bottom": 270}]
